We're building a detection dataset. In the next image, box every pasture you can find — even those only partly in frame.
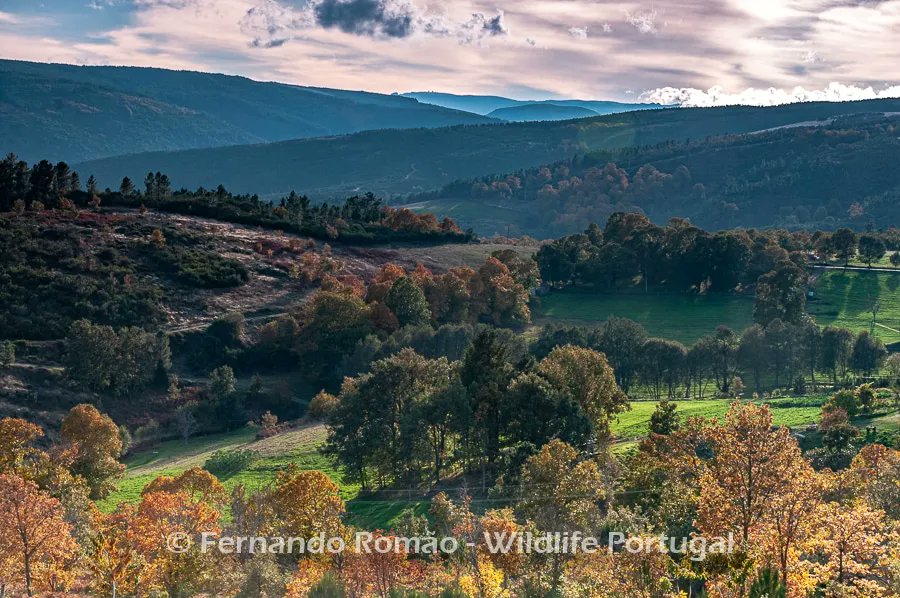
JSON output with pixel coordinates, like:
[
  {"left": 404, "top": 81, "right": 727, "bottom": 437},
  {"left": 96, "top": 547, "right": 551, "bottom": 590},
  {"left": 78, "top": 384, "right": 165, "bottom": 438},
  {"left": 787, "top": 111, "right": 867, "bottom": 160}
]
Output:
[
  {"left": 808, "top": 269, "right": 900, "bottom": 345},
  {"left": 101, "top": 396, "right": 828, "bottom": 527},
  {"left": 535, "top": 290, "right": 755, "bottom": 345}
]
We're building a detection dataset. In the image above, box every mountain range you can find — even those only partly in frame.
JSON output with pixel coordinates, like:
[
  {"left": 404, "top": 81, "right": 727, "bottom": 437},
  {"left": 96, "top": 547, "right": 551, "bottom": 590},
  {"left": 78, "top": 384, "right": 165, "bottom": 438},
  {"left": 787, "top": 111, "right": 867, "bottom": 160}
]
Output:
[
  {"left": 73, "top": 98, "right": 900, "bottom": 206},
  {"left": 401, "top": 91, "right": 663, "bottom": 119},
  {"left": 0, "top": 60, "right": 496, "bottom": 163}
]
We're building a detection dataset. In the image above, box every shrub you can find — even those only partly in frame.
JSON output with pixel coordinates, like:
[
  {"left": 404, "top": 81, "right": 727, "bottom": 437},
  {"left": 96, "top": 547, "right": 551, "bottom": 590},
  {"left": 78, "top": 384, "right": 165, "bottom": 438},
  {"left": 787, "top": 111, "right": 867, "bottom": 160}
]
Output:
[
  {"left": 824, "top": 389, "right": 859, "bottom": 418},
  {"left": 204, "top": 449, "right": 255, "bottom": 478},
  {"left": 308, "top": 391, "right": 340, "bottom": 420}
]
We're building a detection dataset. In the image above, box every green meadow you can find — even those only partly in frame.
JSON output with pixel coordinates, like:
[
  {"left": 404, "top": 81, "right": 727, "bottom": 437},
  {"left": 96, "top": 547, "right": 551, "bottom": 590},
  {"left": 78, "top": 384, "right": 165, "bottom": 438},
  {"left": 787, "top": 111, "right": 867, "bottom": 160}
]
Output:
[
  {"left": 535, "top": 290, "right": 755, "bottom": 345},
  {"left": 102, "top": 396, "right": 829, "bottom": 528},
  {"left": 808, "top": 269, "right": 900, "bottom": 345}
]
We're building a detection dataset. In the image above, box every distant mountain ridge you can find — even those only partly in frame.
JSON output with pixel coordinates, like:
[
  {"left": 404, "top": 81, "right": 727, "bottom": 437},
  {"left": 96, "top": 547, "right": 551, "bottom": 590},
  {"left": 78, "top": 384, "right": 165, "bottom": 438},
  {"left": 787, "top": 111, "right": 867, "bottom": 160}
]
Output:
[
  {"left": 401, "top": 91, "right": 664, "bottom": 119},
  {"left": 486, "top": 104, "right": 600, "bottom": 122},
  {"left": 73, "top": 98, "right": 900, "bottom": 205},
  {"left": 0, "top": 60, "right": 496, "bottom": 163}
]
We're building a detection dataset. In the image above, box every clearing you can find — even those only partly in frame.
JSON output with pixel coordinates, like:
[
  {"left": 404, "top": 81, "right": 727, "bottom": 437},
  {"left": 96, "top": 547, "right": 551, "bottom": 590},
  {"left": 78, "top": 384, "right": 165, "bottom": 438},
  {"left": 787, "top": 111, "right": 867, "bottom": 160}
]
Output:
[{"left": 535, "top": 290, "right": 754, "bottom": 345}]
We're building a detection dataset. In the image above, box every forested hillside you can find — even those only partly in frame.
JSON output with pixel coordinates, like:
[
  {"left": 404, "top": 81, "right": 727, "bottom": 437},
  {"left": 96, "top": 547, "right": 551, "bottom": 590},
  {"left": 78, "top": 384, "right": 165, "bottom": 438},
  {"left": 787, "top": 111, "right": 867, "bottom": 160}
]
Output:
[
  {"left": 0, "top": 60, "right": 494, "bottom": 163},
  {"left": 410, "top": 113, "right": 900, "bottom": 236},
  {"left": 73, "top": 98, "right": 900, "bottom": 203}
]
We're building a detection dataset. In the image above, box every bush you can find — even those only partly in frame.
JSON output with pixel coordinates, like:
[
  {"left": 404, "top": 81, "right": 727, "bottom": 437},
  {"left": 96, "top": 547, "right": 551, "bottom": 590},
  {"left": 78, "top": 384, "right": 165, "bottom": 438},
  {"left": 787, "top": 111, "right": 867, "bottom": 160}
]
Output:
[
  {"left": 308, "top": 391, "right": 340, "bottom": 420},
  {"left": 203, "top": 449, "right": 256, "bottom": 478},
  {"left": 824, "top": 389, "right": 859, "bottom": 418}
]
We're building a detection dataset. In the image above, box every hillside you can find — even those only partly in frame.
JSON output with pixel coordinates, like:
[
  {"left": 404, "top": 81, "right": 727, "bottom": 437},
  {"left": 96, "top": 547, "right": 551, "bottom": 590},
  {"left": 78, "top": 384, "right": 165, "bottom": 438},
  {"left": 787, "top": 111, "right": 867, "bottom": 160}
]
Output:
[
  {"left": 0, "top": 60, "right": 495, "bottom": 163},
  {"left": 408, "top": 111, "right": 900, "bottom": 236},
  {"left": 402, "top": 91, "right": 661, "bottom": 117},
  {"left": 73, "top": 99, "right": 900, "bottom": 203},
  {"left": 487, "top": 104, "right": 599, "bottom": 121}
]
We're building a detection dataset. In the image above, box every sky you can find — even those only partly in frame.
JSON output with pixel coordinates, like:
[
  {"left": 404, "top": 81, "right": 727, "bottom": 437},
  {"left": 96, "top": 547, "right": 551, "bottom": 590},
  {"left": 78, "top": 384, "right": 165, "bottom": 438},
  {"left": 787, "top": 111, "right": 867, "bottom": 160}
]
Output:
[{"left": 0, "top": 0, "right": 898, "bottom": 105}]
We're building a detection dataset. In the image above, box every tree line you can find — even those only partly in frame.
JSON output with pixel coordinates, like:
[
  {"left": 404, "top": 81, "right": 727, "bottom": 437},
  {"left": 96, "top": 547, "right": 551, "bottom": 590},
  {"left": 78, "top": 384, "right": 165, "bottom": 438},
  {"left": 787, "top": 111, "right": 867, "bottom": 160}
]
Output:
[{"left": 0, "top": 154, "right": 470, "bottom": 245}]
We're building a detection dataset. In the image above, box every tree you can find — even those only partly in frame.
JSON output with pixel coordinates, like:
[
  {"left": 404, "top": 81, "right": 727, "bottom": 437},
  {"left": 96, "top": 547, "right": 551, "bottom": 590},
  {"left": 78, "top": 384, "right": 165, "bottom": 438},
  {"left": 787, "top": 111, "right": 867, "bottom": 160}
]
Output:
[
  {"left": 86, "top": 174, "right": 98, "bottom": 196},
  {"left": 537, "top": 345, "right": 629, "bottom": 440},
  {"left": 753, "top": 261, "right": 808, "bottom": 325},
  {"left": 649, "top": 400, "right": 680, "bottom": 435},
  {"left": 639, "top": 338, "right": 686, "bottom": 400},
  {"left": 0, "top": 342, "right": 13, "bottom": 368},
  {"left": 208, "top": 365, "right": 236, "bottom": 402},
  {"left": 385, "top": 276, "right": 431, "bottom": 328},
  {"left": 86, "top": 505, "right": 145, "bottom": 598},
  {"left": 830, "top": 228, "right": 858, "bottom": 267},
  {"left": 850, "top": 330, "right": 887, "bottom": 376},
  {"left": 518, "top": 439, "right": 605, "bottom": 591},
  {"left": 296, "top": 291, "right": 372, "bottom": 381},
  {"left": 132, "top": 485, "right": 222, "bottom": 597},
  {"left": 819, "top": 408, "right": 859, "bottom": 453},
  {"left": 857, "top": 234, "right": 886, "bottom": 267},
  {"left": 119, "top": 176, "right": 135, "bottom": 197},
  {"left": 697, "top": 403, "right": 807, "bottom": 548},
  {"left": 0, "top": 474, "right": 77, "bottom": 597},
  {"left": 805, "top": 500, "right": 891, "bottom": 594},
  {"left": 890, "top": 251, "right": 900, "bottom": 268},
  {"left": 596, "top": 317, "right": 647, "bottom": 392},
  {"left": 60, "top": 404, "right": 125, "bottom": 499},
  {"left": 738, "top": 324, "right": 768, "bottom": 392},
  {"left": 267, "top": 467, "right": 345, "bottom": 540},
  {"left": 0, "top": 418, "right": 44, "bottom": 475},
  {"left": 460, "top": 330, "right": 515, "bottom": 469},
  {"left": 820, "top": 326, "right": 854, "bottom": 385}
]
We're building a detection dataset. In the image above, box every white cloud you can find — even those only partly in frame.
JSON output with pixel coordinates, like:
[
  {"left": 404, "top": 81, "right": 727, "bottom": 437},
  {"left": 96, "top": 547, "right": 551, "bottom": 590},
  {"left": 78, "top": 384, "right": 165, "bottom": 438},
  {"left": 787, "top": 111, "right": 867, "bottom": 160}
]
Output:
[
  {"left": 568, "top": 26, "right": 587, "bottom": 39},
  {"left": 639, "top": 82, "right": 900, "bottom": 106},
  {"left": 626, "top": 9, "right": 658, "bottom": 34},
  {"left": 0, "top": 11, "right": 20, "bottom": 23},
  {"left": 601, "top": 22, "right": 612, "bottom": 33}
]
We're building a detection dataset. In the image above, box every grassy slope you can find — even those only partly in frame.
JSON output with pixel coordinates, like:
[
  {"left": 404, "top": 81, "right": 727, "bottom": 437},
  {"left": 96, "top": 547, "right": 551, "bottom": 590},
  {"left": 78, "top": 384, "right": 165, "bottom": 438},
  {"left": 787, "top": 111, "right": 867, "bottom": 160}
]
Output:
[
  {"left": 535, "top": 290, "right": 755, "bottom": 345},
  {"left": 101, "top": 397, "right": 827, "bottom": 527},
  {"left": 809, "top": 270, "right": 900, "bottom": 344}
]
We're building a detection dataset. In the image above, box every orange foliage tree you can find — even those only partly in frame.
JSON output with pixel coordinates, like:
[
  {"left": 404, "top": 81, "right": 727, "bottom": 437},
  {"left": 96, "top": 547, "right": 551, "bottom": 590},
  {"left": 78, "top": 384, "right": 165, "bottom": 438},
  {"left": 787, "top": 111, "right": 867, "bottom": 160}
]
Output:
[{"left": 0, "top": 473, "right": 77, "bottom": 597}]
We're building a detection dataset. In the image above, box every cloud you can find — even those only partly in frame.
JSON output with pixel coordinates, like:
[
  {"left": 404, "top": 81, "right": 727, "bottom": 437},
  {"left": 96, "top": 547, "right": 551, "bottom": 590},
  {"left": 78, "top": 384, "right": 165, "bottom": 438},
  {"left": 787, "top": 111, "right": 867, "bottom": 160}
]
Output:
[
  {"left": 567, "top": 26, "right": 587, "bottom": 39},
  {"left": 626, "top": 9, "right": 658, "bottom": 34},
  {"left": 314, "top": 0, "right": 415, "bottom": 38},
  {"left": 458, "top": 10, "right": 508, "bottom": 44},
  {"left": 240, "top": 0, "right": 314, "bottom": 48},
  {"left": 639, "top": 82, "right": 900, "bottom": 107},
  {"left": 601, "top": 22, "right": 612, "bottom": 33},
  {"left": 240, "top": 1, "right": 507, "bottom": 45}
]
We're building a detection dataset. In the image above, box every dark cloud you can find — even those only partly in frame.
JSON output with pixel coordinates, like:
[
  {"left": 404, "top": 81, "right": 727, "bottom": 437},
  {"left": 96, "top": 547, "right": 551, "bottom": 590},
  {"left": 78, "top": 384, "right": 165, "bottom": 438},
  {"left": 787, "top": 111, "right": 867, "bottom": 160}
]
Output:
[{"left": 314, "top": 0, "right": 415, "bottom": 38}]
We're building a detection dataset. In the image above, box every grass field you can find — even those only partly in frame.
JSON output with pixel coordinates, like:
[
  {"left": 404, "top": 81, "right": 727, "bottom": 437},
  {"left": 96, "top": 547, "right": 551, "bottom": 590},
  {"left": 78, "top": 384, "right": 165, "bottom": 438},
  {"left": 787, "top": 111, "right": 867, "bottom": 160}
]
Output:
[
  {"left": 535, "top": 290, "right": 755, "bottom": 345},
  {"left": 808, "top": 270, "right": 900, "bottom": 345},
  {"left": 100, "top": 395, "right": 831, "bottom": 527},
  {"left": 612, "top": 396, "right": 826, "bottom": 440}
]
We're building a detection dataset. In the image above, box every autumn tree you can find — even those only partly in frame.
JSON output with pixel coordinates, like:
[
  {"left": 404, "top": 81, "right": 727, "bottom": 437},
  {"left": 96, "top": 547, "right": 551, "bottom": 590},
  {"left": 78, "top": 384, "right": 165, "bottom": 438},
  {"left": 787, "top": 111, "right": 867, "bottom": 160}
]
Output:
[
  {"left": 60, "top": 404, "right": 125, "bottom": 499},
  {"left": 132, "top": 471, "right": 224, "bottom": 597},
  {"left": 804, "top": 500, "right": 892, "bottom": 595},
  {"left": 0, "top": 474, "right": 77, "bottom": 597},
  {"left": 698, "top": 403, "right": 807, "bottom": 547},
  {"left": 267, "top": 467, "right": 345, "bottom": 540},
  {"left": 518, "top": 439, "right": 606, "bottom": 591}
]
